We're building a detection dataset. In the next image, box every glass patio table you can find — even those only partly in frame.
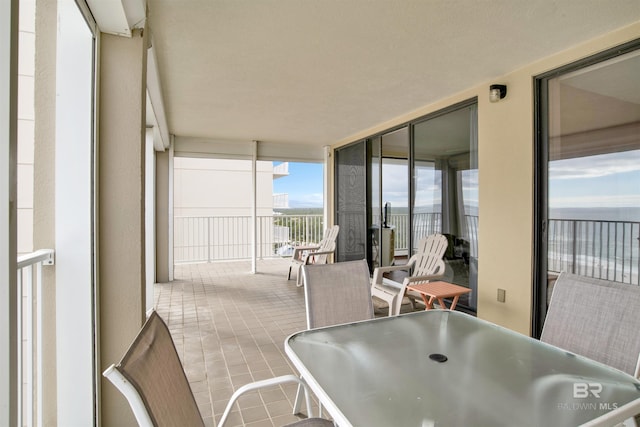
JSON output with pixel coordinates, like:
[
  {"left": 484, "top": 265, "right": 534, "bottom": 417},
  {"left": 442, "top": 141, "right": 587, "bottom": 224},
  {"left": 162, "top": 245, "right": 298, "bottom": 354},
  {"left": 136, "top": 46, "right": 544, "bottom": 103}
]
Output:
[{"left": 285, "top": 310, "right": 640, "bottom": 427}]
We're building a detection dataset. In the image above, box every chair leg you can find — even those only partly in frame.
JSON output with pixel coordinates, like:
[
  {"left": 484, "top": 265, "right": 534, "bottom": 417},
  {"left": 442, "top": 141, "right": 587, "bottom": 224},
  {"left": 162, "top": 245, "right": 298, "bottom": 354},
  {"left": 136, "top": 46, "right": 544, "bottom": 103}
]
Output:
[
  {"left": 408, "top": 295, "right": 417, "bottom": 310},
  {"left": 293, "top": 381, "right": 304, "bottom": 415},
  {"left": 288, "top": 265, "right": 292, "bottom": 280},
  {"left": 293, "top": 376, "right": 320, "bottom": 418},
  {"left": 296, "top": 266, "right": 304, "bottom": 287}
]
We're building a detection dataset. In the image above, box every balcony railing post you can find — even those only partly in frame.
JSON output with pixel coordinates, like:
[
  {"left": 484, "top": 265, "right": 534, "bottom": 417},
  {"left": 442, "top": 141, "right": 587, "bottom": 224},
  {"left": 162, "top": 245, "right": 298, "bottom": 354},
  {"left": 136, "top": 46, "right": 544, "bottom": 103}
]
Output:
[
  {"left": 17, "top": 269, "right": 23, "bottom": 427},
  {"left": 207, "top": 217, "right": 211, "bottom": 263},
  {"left": 16, "top": 249, "right": 54, "bottom": 427},
  {"left": 305, "top": 215, "right": 310, "bottom": 244},
  {"left": 571, "top": 220, "right": 577, "bottom": 274},
  {"left": 258, "top": 217, "right": 263, "bottom": 259},
  {"left": 36, "top": 260, "right": 44, "bottom": 427}
]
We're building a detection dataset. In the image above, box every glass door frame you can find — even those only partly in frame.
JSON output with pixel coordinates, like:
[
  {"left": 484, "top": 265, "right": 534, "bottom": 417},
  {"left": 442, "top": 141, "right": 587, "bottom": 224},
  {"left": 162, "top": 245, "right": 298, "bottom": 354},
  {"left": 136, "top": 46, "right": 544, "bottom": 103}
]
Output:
[
  {"left": 532, "top": 39, "right": 640, "bottom": 338},
  {"left": 369, "top": 127, "right": 411, "bottom": 269},
  {"left": 411, "top": 98, "right": 478, "bottom": 312}
]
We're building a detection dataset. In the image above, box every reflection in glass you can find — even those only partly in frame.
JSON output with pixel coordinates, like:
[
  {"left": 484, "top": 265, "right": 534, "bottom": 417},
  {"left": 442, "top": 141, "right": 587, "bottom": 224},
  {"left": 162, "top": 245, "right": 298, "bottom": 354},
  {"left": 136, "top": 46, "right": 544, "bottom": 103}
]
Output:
[
  {"left": 377, "top": 128, "right": 408, "bottom": 267},
  {"left": 368, "top": 137, "right": 381, "bottom": 270},
  {"left": 413, "top": 104, "right": 478, "bottom": 310},
  {"left": 546, "top": 49, "right": 640, "bottom": 293}
]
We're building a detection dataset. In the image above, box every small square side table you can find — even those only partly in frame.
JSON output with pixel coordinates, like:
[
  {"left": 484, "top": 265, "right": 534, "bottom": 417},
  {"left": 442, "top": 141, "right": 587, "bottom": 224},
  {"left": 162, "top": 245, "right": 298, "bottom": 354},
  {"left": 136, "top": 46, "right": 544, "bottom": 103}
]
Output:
[{"left": 406, "top": 281, "right": 471, "bottom": 310}]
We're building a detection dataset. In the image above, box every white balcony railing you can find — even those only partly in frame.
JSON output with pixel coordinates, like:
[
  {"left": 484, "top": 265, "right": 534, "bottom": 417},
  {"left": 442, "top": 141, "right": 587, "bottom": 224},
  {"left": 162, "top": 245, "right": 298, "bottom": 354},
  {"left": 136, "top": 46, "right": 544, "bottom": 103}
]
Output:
[
  {"left": 272, "top": 193, "right": 289, "bottom": 209},
  {"left": 174, "top": 214, "right": 639, "bottom": 286},
  {"left": 16, "top": 249, "right": 54, "bottom": 427},
  {"left": 272, "top": 162, "right": 289, "bottom": 176},
  {"left": 548, "top": 218, "right": 640, "bottom": 285},
  {"left": 174, "top": 215, "right": 325, "bottom": 263}
]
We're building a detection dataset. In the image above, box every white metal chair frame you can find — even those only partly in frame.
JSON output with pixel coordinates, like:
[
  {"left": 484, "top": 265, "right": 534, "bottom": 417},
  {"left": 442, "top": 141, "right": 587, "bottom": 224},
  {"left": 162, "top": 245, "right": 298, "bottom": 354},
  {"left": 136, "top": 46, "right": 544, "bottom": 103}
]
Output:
[
  {"left": 104, "top": 366, "right": 314, "bottom": 427},
  {"left": 292, "top": 259, "right": 375, "bottom": 416},
  {"left": 371, "top": 234, "right": 448, "bottom": 316},
  {"left": 103, "top": 311, "right": 323, "bottom": 427}
]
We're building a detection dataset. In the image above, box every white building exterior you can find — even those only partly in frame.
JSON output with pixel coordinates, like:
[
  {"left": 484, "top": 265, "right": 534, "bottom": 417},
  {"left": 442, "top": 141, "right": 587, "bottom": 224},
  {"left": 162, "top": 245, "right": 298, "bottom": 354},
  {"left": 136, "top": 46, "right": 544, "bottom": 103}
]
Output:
[
  {"left": 173, "top": 158, "right": 291, "bottom": 262},
  {"left": 173, "top": 157, "right": 282, "bottom": 217}
]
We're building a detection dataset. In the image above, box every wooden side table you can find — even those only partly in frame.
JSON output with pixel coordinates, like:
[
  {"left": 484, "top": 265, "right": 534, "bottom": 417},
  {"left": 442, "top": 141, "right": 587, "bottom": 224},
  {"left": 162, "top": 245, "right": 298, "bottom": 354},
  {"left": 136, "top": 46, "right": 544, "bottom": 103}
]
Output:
[{"left": 406, "top": 281, "right": 471, "bottom": 310}]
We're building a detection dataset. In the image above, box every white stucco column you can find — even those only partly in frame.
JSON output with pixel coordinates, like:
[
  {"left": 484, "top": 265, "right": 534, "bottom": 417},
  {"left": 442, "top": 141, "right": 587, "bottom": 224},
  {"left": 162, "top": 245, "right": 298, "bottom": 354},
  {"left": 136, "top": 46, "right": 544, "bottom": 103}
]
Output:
[
  {"left": 145, "top": 128, "right": 156, "bottom": 311},
  {"left": 155, "top": 146, "right": 172, "bottom": 283},
  {"left": 323, "top": 145, "right": 331, "bottom": 229},
  {"left": 251, "top": 140, "right": 258, "bottom": 273}
]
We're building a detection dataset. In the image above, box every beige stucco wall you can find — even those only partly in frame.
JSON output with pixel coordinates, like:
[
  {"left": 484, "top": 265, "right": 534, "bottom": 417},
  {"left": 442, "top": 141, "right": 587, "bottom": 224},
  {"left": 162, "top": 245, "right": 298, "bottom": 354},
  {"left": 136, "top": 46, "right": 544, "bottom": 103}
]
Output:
[
  {"left": 33, "top": 0, "right": 57, "bottom": 423},
  {"left": 332, "top": 21, "right": 640, "bottom": 335},
  {"left": 98, "top": 29, "right": 148, "bottom": 427}
]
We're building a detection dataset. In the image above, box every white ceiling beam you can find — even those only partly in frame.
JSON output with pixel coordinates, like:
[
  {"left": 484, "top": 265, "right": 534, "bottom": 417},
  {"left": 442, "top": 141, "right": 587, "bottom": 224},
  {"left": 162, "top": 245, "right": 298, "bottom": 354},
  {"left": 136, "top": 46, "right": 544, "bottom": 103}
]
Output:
[
  {"left": 174, "top": 137, "right": 324, "bottom": 162},
  {"left": 146, "top": 43, "right": 170, "bottom": 150},
  {"left": 85, "top": 0, "right": 146, "bottom": 37}
]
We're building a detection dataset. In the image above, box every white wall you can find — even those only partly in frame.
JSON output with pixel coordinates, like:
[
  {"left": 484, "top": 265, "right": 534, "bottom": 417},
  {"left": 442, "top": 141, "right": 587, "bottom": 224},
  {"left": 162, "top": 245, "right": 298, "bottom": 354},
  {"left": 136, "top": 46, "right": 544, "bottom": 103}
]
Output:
[
  {"left": 17, "top": 0, "right": 35, "bottom": 255},
  {"left": 173, "top": 157, "right": 275, "bottom": 217},
  {"left": 54, "top": 0, "right": 95, "bottom": 423}
]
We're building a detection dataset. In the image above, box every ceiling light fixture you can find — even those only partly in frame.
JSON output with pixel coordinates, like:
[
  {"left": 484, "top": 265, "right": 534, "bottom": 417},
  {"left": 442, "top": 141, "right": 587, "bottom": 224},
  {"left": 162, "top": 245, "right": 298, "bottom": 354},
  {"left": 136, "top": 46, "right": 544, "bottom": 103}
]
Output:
[{"left": 489, "top": 84, "right": 507, "bottom": 103}]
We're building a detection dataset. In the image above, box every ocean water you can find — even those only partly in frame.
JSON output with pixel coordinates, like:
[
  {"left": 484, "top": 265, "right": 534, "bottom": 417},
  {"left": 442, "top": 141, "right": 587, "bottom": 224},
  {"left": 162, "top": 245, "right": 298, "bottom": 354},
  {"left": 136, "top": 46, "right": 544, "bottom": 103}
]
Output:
[{"left": 550, "top": 207, "right": 640, "bottom": 222}]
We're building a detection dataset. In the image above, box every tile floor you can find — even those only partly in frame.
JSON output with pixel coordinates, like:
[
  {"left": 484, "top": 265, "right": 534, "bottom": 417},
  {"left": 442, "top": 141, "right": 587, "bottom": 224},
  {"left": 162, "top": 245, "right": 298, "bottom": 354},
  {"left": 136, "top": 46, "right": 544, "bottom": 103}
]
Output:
[
  {"left": 154, "top": 259, "right": 321, "bottom": 427},
  {"left": 154, "top": 258, "right": 420, "bottom": 426}
]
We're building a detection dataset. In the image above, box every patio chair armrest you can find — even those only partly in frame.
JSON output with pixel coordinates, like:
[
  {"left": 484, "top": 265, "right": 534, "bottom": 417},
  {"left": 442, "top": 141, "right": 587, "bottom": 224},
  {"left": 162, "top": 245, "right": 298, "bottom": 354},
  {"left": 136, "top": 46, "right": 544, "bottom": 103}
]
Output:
[
  {"left": 404, "top": 273, "right": 446, "bottom": 285},
  {"left": 378, "top": 277, "right": 404, "bottom": 290},
  {"left": 307, "top": 249, "right": 335, "bottom": 256},
  {"left": 291, "top": 245, "right": 320, "bottom": 261},
  {"left": 218, "top": 375, "right": 314, "bottom": 427},
  {"left": 301, "top": 248, "right": 336, "bottom": 264},
  {"left": 371, "top": 263, "right": 412, "bottom": 285}
]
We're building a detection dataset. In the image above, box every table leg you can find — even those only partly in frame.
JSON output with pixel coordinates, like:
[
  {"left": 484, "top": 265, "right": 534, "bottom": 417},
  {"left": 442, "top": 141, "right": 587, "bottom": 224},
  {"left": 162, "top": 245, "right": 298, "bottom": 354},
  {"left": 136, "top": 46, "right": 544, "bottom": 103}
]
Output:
[
  {"left": 449, "top": 295, "right": 461, "bottom": 311},
  {"left": 420, "top": 294, "right": 436, "bottom": 310}
]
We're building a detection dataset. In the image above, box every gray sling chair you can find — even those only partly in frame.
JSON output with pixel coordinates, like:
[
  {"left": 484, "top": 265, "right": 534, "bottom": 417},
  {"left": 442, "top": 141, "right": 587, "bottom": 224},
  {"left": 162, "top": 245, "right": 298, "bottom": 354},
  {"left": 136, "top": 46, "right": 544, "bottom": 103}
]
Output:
[
  {"left": 103, "top": 310, "right": 334, "bottom": 427},
  {"left": 540, "top": 272, "right": 640, "bottom": 426},
  {"left": 292, "top": 259, "right": 375, "bottom": 416},
  {"left": 540, "top": 272, "right": 640, "bottom": 378}
]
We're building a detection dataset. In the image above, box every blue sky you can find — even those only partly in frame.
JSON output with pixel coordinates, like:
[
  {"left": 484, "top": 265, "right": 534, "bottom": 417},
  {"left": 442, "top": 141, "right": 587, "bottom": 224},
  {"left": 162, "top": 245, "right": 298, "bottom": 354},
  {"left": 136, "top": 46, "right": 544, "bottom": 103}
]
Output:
[
  {"left": 273, "top": 162, "right": 323, "bottom": 208},
  {"left": 549, "top": 150, "right": 640, "bottom": 209}
]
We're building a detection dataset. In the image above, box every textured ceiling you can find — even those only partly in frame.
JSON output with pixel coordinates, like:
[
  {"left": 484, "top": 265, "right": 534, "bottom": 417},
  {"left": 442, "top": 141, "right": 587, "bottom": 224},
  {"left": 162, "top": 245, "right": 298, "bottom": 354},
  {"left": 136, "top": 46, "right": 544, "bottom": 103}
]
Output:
[{"left": 147, "top": 0, "right": 640, "bottom": 147}]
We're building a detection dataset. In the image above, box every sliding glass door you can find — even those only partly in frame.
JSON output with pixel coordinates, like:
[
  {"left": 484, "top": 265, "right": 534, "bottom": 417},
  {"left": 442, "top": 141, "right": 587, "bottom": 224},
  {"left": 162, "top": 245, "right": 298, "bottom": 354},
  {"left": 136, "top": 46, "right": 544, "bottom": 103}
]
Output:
[
  {"left": 335, "top": 101, "right": 479, "bottom": 312},
  {"left": 413, "top": 102, "right": 479, "bottom": 310},
  {"left": 335, "top": 141, "right": 367, "bottom": 261},
  {"left": 368, "top": 128, "right": 410, "bottom": 270},
  {"left": 534, "top": 42, "right": 640, "bottom": 335}
]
